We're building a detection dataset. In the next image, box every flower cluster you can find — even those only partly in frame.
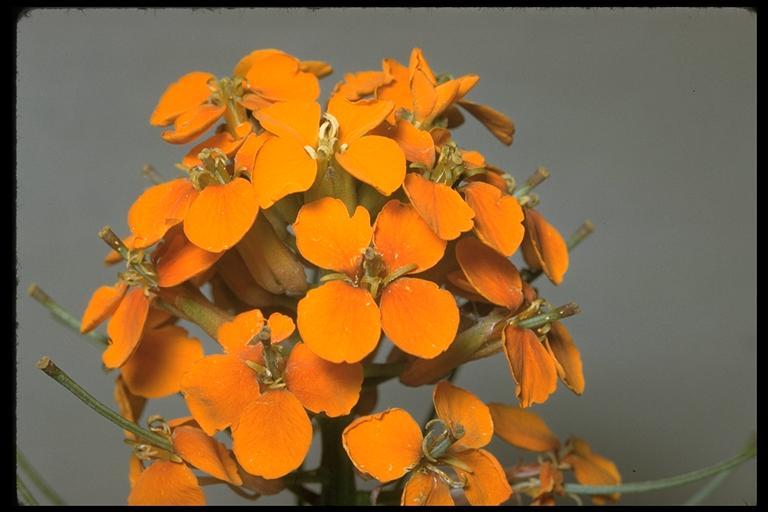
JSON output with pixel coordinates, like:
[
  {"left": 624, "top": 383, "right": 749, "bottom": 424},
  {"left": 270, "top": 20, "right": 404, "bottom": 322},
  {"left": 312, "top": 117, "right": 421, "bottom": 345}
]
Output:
[{"left": 77, "top": 47, "right": 618, "bottom": 505}]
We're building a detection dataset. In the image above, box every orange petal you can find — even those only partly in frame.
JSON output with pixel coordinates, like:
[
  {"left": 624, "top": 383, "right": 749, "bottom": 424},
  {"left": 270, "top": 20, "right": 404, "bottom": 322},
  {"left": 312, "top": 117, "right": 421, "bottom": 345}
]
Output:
[
  {"left": 522, "top": 208, "right": 569, "bottom": 285},
  {"left": 268, "top": 312, "right": 295, "bottom": 343},
  {"left": 426, "top": 79, "right": 460, "bottom": 122},
  {"left": 150, "top": 71, "right": 215, "bottom": 126},
  {"left": 445, "top": 269, "right": 491, "bottom": 304},
  {"left": 81, "top": 283, "right": 127, "bottom": 333},
  {"left": 463, "top": 181, "right": 524, "bottom": 257},
  {"left": 114, "top": 375, "right": 146, "bottom": 440},
  {"left": 408, "top": 48, "right": 437, "bottom": 85},
  {"left": 297, "top": 281, "right": 380, "bottom": 363},
  {"left": 253, "top": 100, "right": 320, "bottom": 147},
  {"left": 245, "top": 52, "right": 320, "bottom": 104},
  {"left": 217, "top": 309, "right": 265, "bottom": 355},
  {"left": 182, "top": 123, "right": 252, "bottom": 168},
  {"left": 161, "top": 103, "right": 226, "bottom": 144},
  {"left": 502, "top": 326, "right": 558, "bottom": 408},
  {"left": 410, "top": 65, "right": 437, "bottom": 122},
  {"left": 564, "top": 438, "right": 621, "bottom": 504},
  {"left": 293, "top": 197, "right": 371, "bottom": 275},
  {"left": 377, "top": 58, "right": 412, "bottom": 124},
  {"left": 379, "top": 277, "right": 458, "bottom": 359},
  {"left": 128, "top": 457, "right": 144, "bottom": 488},
  {"left": 487, "top": 403, "right": 560, "bottom": 452},
  {"left": 127, "top": 460, "right": 205, "bottom": 505},
  {"left": 391, "top": 120, "right": 436, "bottom": 169},
  {"left": 457, "top": 74, "right": 480, "bottom": 97},
  {"left": 250, "top": 136, "right": 317, "bottom": 208},
  {"left": 433, "top": 381, "right": 493, "bottom": 450},
  {"left": 180, "top": 354, "right": 262, "bottom": 436},
  {"left": 121, "top": 325, "right": 204, "bottom": 399},
  {"left": 284, "top": 343, "right": 363, "bottom": 417},
  {"left": 233, "top": 48, "right": 286, "bottom": 78},
  {"left": 127, "top": 179, "right": 199, "bottom": 248},
  {"left": 183, "top": 178, "right": 259, "bottom": 252},
  {"left": 451, "top": 449, "right": 512, "bottom": 505},
  {"left": 103, "top": 288, "right": 150, "bottom": 369},
  {"left": 335, "top": 70, "right": 393, "bottom": 101},
  {"left": 233, "top": 132, "right": 270, "bottom": 175},
  {"left": 546, "top": 322, "right": 585, "bottom": 395},
  {"left": 403, "top": 173, "right": 474, "bottom": 240},
  {"left": 299, "top": 60, "right": 333, "bottom": 78},
  {"left": 401, "top": 470, "right": 455, "bottom": 506},
  {"left": 172, "top": 425, "right": 243, "bottom": 485},
  {"left": 335, "top": 135, "right": 405, "bottom": 196},
  {"left": 328, "top": 95, "right": 394, "bottom": 145},
  {"left": 374, "top": 200, "right": 446, "bottom": 274},
  {"left": 455, "top": 237, "right": 523, "bottom": 310},
  {"left": 232, "top": 390, "right": 312, "bottom": 479},
  {"left": 154, "top": 230, "right": 223, "bottom": 288},
  {"left": 458, "top": 99, "right": 515, "bottom": 145},
  {"left": 342, "top": 408, "right": 423, "bottom": 483}
]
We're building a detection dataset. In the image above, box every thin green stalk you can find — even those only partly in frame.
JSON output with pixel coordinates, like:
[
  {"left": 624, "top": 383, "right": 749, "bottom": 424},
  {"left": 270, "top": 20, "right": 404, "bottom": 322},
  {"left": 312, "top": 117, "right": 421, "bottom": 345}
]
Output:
[
  {"left": 17, "top": 448, "right": 65, "bottom": 505},
  {"left": 564, "top": 440, "right": 756, "bottom": 496},
  {"left": 36, "top": 357, "right": 173, "bottom": 452},
  {"left": 16, "top": 475, "right": 38, "bottom": 506},
  {"left": 288, "top": 484, "right": 320, "bottom": 506},
  {"left": 683, "top": 468, "right": 735, "bottom": 506},
  {"left": 513, "top": 166, "right": 550, "bottom": 198},
  {"left": 516, "top": 303, "right": 580, "bottom": 329},
  {"left": 27, "top": 284, "right": 108, "bottom": 347}
]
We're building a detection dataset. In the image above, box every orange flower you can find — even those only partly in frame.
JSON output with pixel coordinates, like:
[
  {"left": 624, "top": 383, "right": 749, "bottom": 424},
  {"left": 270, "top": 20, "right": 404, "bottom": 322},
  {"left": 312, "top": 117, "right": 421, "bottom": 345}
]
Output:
[
  {"left": 181, "top": 309, "right": 363, "bottom": 479},
  {"left": 127, "top": 148, "right": 259, "bottom": 253},
  {"left": 343, "top": 381, "right": 512, "bottom": 506},
  {"left": 126, "top": 417, "right": 244, "bottom": 506},
  {"left": 489, "top": 404, "right": 620, "bottom": 505},
  {"left": 245, "top": 94, "right": 406, "bottom": 203},
  {"left": 294, "top": 197, "right": 459, "bottom": 363},
  {"left": 150, "top": 49, "right": 321, "bottom": 145},
  {"left": 453, "top": 236, "right": 584, "bottom": 407},
  {"left": 402, "top": 143, "right": 525, "bottom": 257}
]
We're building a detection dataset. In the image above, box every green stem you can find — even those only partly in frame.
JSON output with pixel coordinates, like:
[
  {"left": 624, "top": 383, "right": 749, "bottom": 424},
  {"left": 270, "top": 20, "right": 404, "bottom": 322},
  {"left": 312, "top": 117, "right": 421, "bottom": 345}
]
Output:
[
  {"left": 683, "top": 468, "right": 735, "bottom": 506},
  {"left": 564, "top": 440, "right": 756, "bottom": 496},
  {"left": 16, "top": 448, "right": 66, "bottom": 505},
  {"left": 363, "top": 362, "right": 406, "bottom": 380},
  {"left": 27, "top": 284, "right": 108, "bottom": 347},
  {"left": 16, "top": 475, "right": 39, "bottom": 506},
  {"left": 516, "top": 303, "right": 580, "bottom": 329},
  {"left": 157, "top": 284, "right": 231, "bottom": 339},
  {"left": 319, "top": 416, "right": 357, "bottom": 505},
  {"left": 513, "top": 166, "right": 549, "bottom": 198},
  {"left": 36, "top": 357, "right": 173, "bottom": 452},
  {"left": 288, "top": 484, "right": 320, "bottom": 506}
]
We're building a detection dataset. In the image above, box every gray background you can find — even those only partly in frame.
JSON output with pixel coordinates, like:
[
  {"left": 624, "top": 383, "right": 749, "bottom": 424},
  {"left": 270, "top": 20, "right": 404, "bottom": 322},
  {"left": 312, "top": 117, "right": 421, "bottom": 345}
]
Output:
[{"left": 16, "top": 8, "right": 755, "bottom": 506}]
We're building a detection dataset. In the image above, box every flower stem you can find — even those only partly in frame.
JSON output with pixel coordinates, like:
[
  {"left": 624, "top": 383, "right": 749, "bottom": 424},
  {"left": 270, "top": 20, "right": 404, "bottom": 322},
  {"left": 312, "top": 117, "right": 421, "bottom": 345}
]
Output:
[
  {"left": 36, "top": 357, "right": 173, "bottom": 452},
  {"left": 16, "top": 448, "right": 66, "bottom": 505},
  {"left": 516, "top": 303, "right": 580, "bottom": 329},
  {"left": 363, "top": 362, "right": 406, "bottom": 380},
  {"left": 513, "top": 166, "right": 549, "bottom": 198},
  {"left": 564, "top": 438, "right": 756, "bottom": 496},
  {"left": 16, "top": 475, "right": 38, "bottom": 506},
  {"left": 319, "top": 416, "right": 357, "bottom": 505},
  {"left": 27, "top": 284, "right": 108, "bottom": 347},
  {"left": 156, "top": 284, "right": 231, "bottom": 340}
]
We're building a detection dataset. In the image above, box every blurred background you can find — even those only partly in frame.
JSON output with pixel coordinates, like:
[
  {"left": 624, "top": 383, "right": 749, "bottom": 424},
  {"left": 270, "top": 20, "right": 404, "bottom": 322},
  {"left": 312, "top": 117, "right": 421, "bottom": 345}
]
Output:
[{"left": 16, "top": 8, "right": 755, "bottom": 505}]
